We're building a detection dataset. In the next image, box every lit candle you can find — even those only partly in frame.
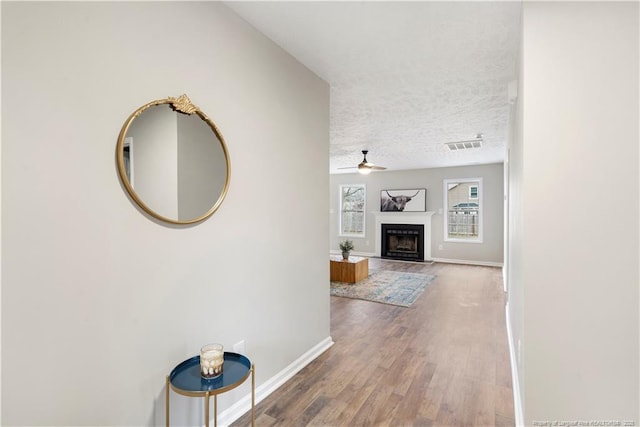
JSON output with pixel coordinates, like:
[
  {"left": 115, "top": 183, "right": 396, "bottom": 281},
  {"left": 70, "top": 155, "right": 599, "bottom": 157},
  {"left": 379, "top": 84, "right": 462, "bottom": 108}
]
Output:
[{"left": 200, "top": 343, "right": 224, "bottom": 379}]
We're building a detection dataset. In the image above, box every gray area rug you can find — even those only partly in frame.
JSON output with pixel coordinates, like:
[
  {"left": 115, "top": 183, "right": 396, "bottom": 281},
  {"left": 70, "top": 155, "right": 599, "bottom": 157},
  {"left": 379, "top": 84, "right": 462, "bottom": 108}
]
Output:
[{"left": 330, "top": 270, "right": 436, "bottom": 307}]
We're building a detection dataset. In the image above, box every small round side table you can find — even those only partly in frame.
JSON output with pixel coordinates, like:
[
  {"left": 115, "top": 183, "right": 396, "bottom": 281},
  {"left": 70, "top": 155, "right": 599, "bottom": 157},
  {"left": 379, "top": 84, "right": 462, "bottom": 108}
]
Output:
[{"left": 166, "top": 352, "right": 255, "bottom": 427}]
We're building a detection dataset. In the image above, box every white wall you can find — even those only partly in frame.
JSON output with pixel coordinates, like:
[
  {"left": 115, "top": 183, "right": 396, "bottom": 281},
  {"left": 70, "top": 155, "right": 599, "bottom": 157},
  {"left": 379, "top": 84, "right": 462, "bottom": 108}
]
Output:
[
  {"left": 1, "top": 2, "right": 329, "bottom": 425},
  {"left": 509, "top": 2, "right": 639, "bottom": 424},
  {"left": 330, "top": 163, "right": 504, "bottom": 265}
]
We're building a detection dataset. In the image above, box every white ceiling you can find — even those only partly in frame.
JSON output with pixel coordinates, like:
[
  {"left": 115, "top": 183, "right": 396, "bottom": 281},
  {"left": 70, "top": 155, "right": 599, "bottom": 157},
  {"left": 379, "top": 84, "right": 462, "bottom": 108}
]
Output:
[{"left": 226, "top": 1, "right": 522, "bottom": 174}]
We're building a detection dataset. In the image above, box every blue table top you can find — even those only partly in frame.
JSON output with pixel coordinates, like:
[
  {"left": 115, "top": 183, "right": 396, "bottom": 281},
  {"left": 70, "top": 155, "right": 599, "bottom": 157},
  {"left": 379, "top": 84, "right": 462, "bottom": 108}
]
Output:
[{"left": 169, "top": 352, "right": 252, "bottom": 395}]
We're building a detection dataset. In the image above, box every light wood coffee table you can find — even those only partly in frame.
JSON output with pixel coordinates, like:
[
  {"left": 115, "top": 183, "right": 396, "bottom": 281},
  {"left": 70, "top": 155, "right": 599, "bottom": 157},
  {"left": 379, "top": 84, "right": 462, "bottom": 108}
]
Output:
[{"left": 330, "top": 255, "right": 369, "bottom": 284}]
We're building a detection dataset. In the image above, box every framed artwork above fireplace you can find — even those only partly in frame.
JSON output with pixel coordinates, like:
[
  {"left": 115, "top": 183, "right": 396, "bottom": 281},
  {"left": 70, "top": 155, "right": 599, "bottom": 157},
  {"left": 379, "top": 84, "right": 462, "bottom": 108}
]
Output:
[{"left": 380, "top": 188, "right": 426, "bottom": 212}]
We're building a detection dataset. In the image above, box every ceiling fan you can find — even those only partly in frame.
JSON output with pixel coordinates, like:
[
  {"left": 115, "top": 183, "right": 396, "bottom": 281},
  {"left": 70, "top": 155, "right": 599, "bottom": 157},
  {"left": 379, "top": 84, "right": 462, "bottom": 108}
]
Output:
[{"left": 338, "top": 150, "right": 387, "bottom": 174}]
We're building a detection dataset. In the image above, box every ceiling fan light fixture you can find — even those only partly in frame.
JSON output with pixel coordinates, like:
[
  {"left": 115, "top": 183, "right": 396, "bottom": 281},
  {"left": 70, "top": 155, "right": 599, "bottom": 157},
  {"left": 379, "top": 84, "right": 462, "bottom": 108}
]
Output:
[{"left": 358, "top": 165, "right": 372, "bottom": 174}]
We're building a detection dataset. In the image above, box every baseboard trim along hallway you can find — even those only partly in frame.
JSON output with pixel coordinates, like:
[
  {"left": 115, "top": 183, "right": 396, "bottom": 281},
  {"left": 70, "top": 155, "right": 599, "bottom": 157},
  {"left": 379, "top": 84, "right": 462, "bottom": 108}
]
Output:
[
  {"left": 432, "top": 257, "right": 503, "bottom": 268},
  {"left": 216, "top": 336, "right": 335, "bottom": 426},
  {"left": 506, "top": 302, "right": 524, "bottom": 426}
]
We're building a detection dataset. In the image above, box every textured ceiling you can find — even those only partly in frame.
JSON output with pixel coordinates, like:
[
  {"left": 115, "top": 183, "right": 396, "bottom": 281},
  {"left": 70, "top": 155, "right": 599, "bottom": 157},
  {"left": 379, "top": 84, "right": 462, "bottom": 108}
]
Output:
[{"left": 226, "top": 1, "right": 522, "bottom": 173}]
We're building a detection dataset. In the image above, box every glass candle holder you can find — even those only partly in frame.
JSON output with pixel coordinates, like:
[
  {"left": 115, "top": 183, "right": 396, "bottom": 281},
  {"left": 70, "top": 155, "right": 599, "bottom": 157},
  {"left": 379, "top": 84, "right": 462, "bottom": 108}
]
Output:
[{"left": 200, "top": 343, "right": 224, "bottom": 379}]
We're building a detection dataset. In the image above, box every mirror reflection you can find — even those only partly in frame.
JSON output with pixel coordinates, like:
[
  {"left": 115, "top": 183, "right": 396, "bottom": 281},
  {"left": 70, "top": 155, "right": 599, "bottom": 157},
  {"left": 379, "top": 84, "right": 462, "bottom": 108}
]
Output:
[{"left": 116, "top": 95, "right": 230, "bottom": 224}]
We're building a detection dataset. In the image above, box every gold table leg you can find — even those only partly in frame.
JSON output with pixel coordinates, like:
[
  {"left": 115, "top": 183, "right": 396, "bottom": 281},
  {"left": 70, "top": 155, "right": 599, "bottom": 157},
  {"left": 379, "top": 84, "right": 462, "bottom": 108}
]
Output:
[
  {"left": 251, "top": 364, "right": 255, "bottom": 427},
  {"left": 205, "top": 391, "right": 210, "bottom": 427},
  {"left": 214, "top": 394, "right": 218, "bottom": 427},
  {"left": 166, "top": 376, "right": 170, "bottom": 427}
]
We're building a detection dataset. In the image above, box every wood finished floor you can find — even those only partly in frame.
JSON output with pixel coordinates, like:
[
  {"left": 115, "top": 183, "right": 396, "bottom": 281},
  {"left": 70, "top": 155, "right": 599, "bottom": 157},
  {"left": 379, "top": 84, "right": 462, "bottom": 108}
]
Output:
[{"left": 232, "top": 259, "right": 514, "bottom": 427}]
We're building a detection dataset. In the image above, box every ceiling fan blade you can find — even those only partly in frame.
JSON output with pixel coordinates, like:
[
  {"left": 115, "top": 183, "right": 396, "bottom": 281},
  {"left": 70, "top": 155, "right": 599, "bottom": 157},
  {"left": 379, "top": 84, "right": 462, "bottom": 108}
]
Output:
[{"left": 337, "top": 150, "right": 387, "bottom": 173}]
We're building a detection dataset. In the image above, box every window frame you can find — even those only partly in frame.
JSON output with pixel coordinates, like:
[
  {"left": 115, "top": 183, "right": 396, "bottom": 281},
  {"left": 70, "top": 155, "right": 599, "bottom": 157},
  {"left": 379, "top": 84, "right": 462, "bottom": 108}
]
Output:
[
  {"left": 469, "top": 185, "right": 478, "bottom": 199},
  {"left": 339, "top": 184, "right": 366, "bottom": 238},
  {"left": 443, "top": 178, "right": 483, "bottom": 243}
]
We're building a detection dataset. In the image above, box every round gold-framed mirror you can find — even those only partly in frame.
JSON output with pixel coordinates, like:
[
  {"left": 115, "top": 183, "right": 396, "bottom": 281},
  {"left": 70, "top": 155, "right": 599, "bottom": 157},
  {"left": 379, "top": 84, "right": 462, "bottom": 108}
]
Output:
[{"left": 116, "top": 94, "right": 230, "bottom": 225}]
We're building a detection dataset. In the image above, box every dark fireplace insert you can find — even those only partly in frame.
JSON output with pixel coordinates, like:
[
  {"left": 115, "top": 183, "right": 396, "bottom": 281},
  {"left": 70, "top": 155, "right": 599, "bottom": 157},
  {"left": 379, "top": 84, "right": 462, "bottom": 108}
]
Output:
[{"left": 381, "top": 223, "right": 424, "bottom": 262}]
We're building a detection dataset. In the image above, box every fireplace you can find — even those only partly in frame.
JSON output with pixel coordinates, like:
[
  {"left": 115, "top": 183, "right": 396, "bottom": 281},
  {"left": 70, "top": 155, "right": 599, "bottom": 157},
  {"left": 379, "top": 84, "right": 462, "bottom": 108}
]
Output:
[
  {"left": 381, "top": 223, "right": 424, "bottom": 261},
  {"left": 374, "top": 211, "right": 434, "bottom": 261}
]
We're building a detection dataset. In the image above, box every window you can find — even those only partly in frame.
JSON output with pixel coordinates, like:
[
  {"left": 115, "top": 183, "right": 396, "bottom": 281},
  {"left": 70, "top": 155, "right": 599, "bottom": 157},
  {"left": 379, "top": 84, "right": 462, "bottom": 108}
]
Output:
[
  {"left": 469, "top": 185, "right": 478, "bottom": 199},
  {"left": 340, "top": 184, "right": 366, "bottom": 237},
  {"left": 444, "top": 178, "right": 482, "bottom": 242}
]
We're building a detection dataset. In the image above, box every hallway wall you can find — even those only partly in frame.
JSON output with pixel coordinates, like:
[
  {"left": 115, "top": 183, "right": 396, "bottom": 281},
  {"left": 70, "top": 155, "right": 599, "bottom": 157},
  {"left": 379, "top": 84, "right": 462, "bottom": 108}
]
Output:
[
  {"left": 1, "top": 3, "right": 330, "bottom": 425},
  {"left": 509, "top": 2, "right": 639, "bottom": 423}
]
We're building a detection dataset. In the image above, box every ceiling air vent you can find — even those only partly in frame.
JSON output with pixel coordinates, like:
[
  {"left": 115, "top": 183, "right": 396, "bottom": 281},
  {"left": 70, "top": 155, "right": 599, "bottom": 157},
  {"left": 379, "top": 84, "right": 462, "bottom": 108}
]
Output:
[{"left": 446, "top": 134, "right": 483, "bottom": 151}]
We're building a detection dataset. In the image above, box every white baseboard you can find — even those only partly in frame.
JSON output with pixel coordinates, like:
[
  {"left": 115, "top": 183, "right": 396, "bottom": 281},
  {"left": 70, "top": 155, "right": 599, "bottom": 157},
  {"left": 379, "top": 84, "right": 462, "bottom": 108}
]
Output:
[
  {"left": 505, "top": 303, "right": 524, "bottom": 426},
  {"left": 215, "top": 336, "right": 334, "bottom": 426},
  {"left": 352, "top": 251, "right": 376, "bottom": 257},
  {"left": 329, "top": 249, "right": 376, "bottom": 257},
  {"left": 503, "top": 266, "right": 507, "bottom": 292},
  {"left": 329, "top": 252, "right": 501, "bottom": 267},
  {"left": 431, "top": 257, "right": 503, "bottom": 268}
]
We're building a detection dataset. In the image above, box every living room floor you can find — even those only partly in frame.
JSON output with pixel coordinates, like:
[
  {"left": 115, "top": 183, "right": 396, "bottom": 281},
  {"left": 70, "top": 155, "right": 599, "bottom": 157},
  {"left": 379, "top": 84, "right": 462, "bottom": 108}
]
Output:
[{"left": 233, "top": 259, "right": 515, "bottom": 426}]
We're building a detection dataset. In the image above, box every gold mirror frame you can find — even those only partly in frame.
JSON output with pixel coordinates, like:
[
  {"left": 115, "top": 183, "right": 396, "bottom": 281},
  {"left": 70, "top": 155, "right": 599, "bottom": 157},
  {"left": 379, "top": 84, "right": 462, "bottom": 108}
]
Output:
[{"left": 116, "top": 94, "right": 231, "bottom": 225}]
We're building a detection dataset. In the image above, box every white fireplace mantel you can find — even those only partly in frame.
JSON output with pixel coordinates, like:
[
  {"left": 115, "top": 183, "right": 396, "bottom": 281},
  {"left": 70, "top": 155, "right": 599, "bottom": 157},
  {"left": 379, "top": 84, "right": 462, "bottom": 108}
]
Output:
[{"left": 374, "top": 211, "right": 435, "bottom": 261}]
